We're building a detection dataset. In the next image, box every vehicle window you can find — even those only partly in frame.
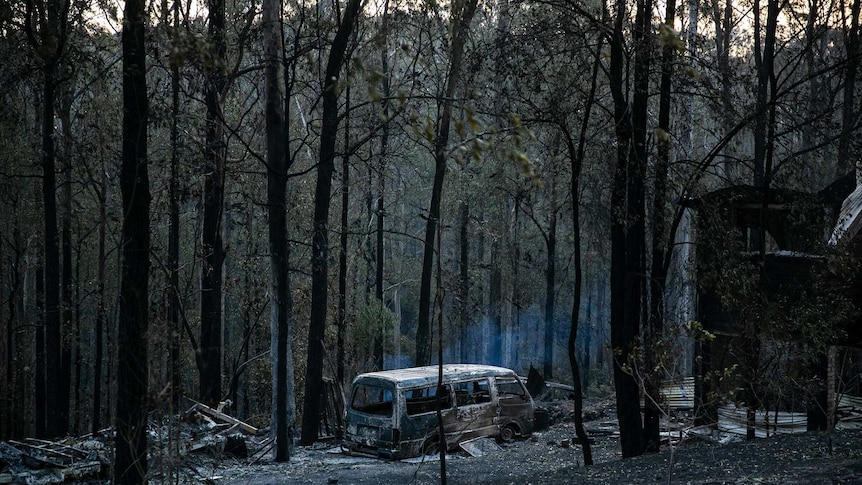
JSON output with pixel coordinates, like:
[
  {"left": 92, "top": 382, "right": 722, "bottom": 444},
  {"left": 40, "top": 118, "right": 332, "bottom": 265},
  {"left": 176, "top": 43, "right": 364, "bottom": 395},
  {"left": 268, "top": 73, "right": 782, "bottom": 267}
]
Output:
[
  {"left": 351, "top": 384, "right": 393, "bottom": 416},
  {"left": 453, "top": 379, "right": 491, "bottom": 406},
  {"left": 405, "top": 385, "right": 451, "bottom": 416},
  {"left": 497, "top": 378, "right": 528, "bottom": 398}
]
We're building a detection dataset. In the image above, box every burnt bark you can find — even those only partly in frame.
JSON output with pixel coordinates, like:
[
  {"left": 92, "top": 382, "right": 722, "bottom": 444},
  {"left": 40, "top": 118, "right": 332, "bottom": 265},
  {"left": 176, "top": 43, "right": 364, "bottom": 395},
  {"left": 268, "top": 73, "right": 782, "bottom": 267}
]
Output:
[
  {"left": 114, "top": 0, "right": 150, "bottom": 477},
  {"left": 608, "top": 0, "right": 649, "bottom": 458},
  {"left": 838, "top": 0, "right": 861, "bottom": 178},
  {"left": 488, "top": 242, "right": 502, "bottom": 366},
  {"left": 643, "top": 0, "right": 678, "bottom": 453},
  {"left": 199, "top": 0, "right": 227, "bottom": 406},
  {"left": 416, "top": 0, "right": 478, "bottom": 366},
  {"left": 458, "top": 200, "right": 470, "bottom": 362},
  {"left": 93, "top": 187, "right": 106, "bottom": 433},
  {"left": 543, "top": 199, "right": 556, "bottom": 380},
  {"left": 337, "top": 103, "right": 349, "bottom": 384},
  {"left": 301, "top": 0, "right": 363, "bottom": 445},
  {"left": 59, "top": 94, "right": 73, "bottom": 436},
  {"left": 264, "top": 0, "right": 296, "bottom": 461},
  {"left": 373, "top": 1, "right": 390, "bottom": 371},
  {"left": 564, "top": 34, "right": 602, "bottom": 466},
  {"left": 35, "top": 265, "right": 46, "bottom": 438},
  {"left": 168, "top": 0, "right": 182, "bottom": 411},
  {"left": 24, "top": 0, "right": 70, "bottom": 437}
]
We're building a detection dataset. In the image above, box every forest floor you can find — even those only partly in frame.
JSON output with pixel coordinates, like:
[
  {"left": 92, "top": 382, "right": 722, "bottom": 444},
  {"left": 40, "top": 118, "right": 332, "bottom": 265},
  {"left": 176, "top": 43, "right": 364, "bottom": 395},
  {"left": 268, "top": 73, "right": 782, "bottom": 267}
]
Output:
[{"left": 177, "top": 398, "right": 862, "bottom": 485}]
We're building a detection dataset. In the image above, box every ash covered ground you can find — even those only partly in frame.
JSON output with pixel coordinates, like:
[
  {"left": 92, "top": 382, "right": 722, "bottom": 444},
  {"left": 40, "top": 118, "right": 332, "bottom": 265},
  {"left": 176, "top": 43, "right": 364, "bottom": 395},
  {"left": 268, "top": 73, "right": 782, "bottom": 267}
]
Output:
[{"left": 179, "top": 399, "right": 862, "bottom": 485}]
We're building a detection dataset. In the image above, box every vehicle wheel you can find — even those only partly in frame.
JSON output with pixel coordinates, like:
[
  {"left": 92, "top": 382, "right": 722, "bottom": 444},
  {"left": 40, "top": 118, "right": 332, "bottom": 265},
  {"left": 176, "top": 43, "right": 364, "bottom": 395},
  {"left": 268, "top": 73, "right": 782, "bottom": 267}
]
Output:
[
  {"left": 499, "top": 424, "right": 516, "bottom": 443},
  {"left": 422, "top": 437, "right": 440, "bottom": 456}
]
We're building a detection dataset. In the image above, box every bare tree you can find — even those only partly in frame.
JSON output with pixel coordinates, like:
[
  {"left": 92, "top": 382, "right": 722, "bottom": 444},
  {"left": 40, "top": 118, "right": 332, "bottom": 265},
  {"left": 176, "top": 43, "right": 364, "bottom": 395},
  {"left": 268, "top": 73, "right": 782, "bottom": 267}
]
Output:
[
  {"left": 24, "top": 0, "right": 71, "bottom": 439},
  {"left": 607, "top": 0, "right": 651, "bottom": 458},
  {"left": 415, "top": 0, "right": 479, "bottom": 366},
  {"left": 114, "top": 0, "right": 150, "bottom": 477},
  {"left": 302, "top": 0, "right": 363, "bottom": 445},
  {"left": 643, "top": 0, "right": 680, "bottom": 452},
  {"left": 199, "top": 0, "right": 227, "bottom": 405},
  {"left": 263, "top": 0, "right": 297, "bottom": 461}
]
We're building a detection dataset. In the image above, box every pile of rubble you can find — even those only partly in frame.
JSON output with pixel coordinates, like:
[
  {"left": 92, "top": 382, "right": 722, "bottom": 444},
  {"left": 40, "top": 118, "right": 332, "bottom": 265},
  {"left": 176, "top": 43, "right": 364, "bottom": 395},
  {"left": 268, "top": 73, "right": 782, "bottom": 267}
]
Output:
[
  {"left": 0, "top": 399, "right": 266, "bottom": 484},
  {"left": 0, "top": 437, "right": 106, "bottom": 484}
]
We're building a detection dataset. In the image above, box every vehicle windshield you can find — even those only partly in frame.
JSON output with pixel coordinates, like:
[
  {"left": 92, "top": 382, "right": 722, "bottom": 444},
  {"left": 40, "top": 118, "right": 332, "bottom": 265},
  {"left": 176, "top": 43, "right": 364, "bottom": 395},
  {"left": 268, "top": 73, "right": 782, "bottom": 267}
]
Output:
[{"left": 496, "top": 377, "right": 528, "bottom": 397}]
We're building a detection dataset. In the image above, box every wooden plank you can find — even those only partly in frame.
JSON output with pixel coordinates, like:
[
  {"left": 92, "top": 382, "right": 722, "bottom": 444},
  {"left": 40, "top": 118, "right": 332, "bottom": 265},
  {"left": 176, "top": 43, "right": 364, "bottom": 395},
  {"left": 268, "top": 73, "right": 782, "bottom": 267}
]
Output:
[
  {"left": 22, "top": 438, "right": 90, "bottom": 460},
  {"left": 60, "top": 461, "right": 101, "bottom": 481},
  {"left": 185, "top": 398, "right": 259, "bottom": 435},
  {"left": 9, "top": 440, "right": 75, "bottom": 465},
  {"left": 217, "top": 423, "right": 241, "bottom": 436}
]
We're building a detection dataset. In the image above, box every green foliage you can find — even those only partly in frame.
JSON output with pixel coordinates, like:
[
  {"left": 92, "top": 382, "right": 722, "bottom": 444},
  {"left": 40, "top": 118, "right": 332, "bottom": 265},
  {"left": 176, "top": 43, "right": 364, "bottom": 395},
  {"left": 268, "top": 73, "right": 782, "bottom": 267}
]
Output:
[
  {"left": 353, "top": 299, "right": 398, "bottom": 364},
  {"left": 356, "top": 299, "right": 397, "bottom": 340},
  {"left": 683, "top": 320, "right": 715, "bottom": 343}
]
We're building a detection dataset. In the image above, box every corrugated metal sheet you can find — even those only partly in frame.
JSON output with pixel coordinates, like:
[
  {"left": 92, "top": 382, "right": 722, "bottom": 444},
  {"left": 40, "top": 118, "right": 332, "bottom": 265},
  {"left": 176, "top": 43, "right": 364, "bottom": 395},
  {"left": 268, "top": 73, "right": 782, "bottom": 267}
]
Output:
[
  {"left": 829, "top": 184, "right": 862, "bottom": 245},
  {"left": 836, "top": 394, "right": 862, "bottom": 430},
  {"left": 717, "top": 405, "right": 807, "bottom": 437},
  {"left": 640, "top": 377, "right": 695, "bottom": 410},
  {"left": 661, "top": 377, "right": 694, "bottom": 410}
]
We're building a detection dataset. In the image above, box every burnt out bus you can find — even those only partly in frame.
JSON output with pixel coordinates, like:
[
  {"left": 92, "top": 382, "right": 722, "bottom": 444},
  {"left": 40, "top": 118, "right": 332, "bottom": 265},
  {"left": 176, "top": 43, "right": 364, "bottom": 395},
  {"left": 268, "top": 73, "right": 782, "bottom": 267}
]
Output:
[{"left": 343, "top": 364, "right": 537, "bottom": 459}]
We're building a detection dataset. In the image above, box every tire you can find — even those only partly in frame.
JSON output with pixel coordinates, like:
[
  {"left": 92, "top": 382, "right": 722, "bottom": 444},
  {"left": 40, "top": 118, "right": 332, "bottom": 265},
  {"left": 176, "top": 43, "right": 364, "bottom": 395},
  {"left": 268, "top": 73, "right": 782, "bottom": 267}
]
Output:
[
  {"left": 422, "top": 437, "right": 440, "bottom": 456},
  {"left": 498, "top": 424, "right": 517, "bottom": 443}
]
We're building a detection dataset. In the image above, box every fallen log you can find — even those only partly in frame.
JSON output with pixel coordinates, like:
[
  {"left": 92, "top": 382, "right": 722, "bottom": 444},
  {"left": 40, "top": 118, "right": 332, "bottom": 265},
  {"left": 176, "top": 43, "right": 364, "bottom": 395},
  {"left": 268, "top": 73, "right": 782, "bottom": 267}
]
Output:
[{"left": 184, "top": 398, "right": 259, "bottom": 435}]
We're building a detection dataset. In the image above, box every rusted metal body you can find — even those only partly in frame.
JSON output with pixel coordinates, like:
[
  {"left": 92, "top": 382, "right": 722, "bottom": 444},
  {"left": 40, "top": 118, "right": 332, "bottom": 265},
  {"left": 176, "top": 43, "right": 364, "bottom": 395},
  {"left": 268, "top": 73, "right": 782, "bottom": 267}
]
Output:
[{"left": 343, "top": 364, "right": 536, "bottom": 459}]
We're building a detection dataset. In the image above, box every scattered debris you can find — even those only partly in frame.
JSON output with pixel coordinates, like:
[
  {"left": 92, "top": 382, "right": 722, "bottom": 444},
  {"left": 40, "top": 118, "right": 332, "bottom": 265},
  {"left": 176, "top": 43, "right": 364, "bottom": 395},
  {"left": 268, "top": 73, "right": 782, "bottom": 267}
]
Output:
[
  {"left": 0, "top": 398, "right": 266, "bottom": 483},
  {"left": 836, "top": 393, "right": 862, "bottom": 430},
  {"left": 458, "top": 437, "right": 502, "bottom": 457},
  {"left": 320, "top": 377, "right": 345, "bottom": 439},
  {"left": 184, "top": 398, "right": 259, "bottom": 436},
  {"left": 0, "top": 436, "right": 106, "bottom": 484}
]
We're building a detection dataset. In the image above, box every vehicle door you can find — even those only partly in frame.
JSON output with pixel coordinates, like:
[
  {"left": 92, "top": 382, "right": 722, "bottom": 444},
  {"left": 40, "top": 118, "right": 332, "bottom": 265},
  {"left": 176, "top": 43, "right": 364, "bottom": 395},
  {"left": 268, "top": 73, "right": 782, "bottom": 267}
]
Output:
[
  {"left": 451, "top": 378, "right": 497, "bottom": 443},
  {"left": 495, "top": 376, "right": 535, "bottom": 437}
]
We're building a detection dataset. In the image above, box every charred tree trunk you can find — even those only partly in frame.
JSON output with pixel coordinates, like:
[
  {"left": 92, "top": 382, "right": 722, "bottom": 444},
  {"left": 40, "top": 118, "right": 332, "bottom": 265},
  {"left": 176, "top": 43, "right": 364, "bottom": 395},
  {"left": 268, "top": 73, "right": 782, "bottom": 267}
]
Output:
[
  {"left": 543, "top": 200, "right": 557, "bottom": 380},
  {"left": 415, "top": 0, "right": 478, "bottom": 366},
  {"left": 337, "top": 108, "right": 349, "bottom": 384},
  {"left": 264, "top": 0, "right": 296, "bottom": 461},
  {"left": 748, "top": 0, "right": 779, "bottom": 441},
  {"left": 458, "top": 200, "right": 470, "bottom": 362},
  {"left": 643, "top": 0, "right": 678, "bottom": 453},
  {"left": 59, "top": 96, "right": 73, "bottom": 436},
  {"left": 40, "top": 60, "right": 62, "bottom": 440},
  {"left": 35, "top": 264, "right": 46, "bottom": 438},
  {"left": 488, "top": 242, "right": 502, "bottom": 366},
  {"left": 4, "top": 225, "right": 22, "bottom": 438},
  {"left": 199, "top": 0, "right": 227, "bottom": 406},
  {"left": 373, "top": 2, "right": 390, "bottom": 371},
  {"left": 93, "top": 187, "right": 106, "bottom": 433},
  {"left": 608, "top": 0, "right": 649, "bottom": 458},
  {"left": 563, "top": 35, "right": 602, "bottom": 466},
  {"left": 301, "top": 0, "right": 362, "bottom": 445},
  {"left": 114, "top": 0, "right": 150, "bottom": 477},
  {"left": 838, "top": 0, "right": 861, "bottom": 179},
  {"left": 25, "top": 0, "right": 69, "bottom": 432},
  {"left": 168, "top": 0, "right": 182, "bottom": 410}
]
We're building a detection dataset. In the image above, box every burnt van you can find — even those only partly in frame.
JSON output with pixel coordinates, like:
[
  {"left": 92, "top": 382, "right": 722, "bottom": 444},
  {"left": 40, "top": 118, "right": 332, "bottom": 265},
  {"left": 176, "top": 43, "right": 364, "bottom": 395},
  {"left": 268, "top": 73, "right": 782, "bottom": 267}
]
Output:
[{"left": 343, "top": 364, "right": 536, "bottom": 459}]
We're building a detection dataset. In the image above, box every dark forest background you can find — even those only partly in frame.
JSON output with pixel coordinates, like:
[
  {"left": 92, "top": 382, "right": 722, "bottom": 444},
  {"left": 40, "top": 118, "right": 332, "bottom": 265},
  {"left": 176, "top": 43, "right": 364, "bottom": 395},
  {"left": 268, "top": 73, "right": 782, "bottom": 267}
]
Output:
[{"left": 1, "top": 0, "right": 861, "bottom": 478}]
